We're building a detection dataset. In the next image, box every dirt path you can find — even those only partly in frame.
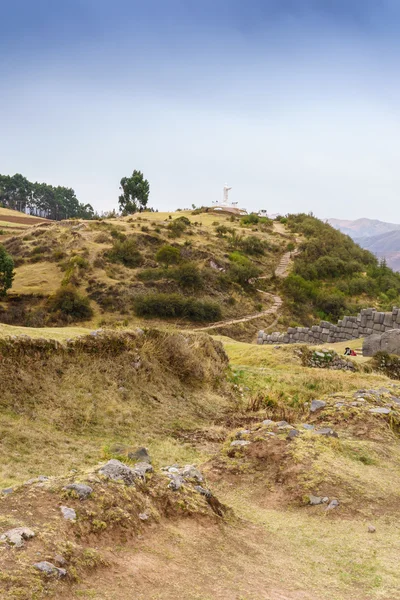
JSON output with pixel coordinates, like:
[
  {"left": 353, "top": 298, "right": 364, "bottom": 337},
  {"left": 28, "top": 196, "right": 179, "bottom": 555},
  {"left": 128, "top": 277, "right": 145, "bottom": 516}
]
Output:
[{"left": 195, "top": 248, "right": 294, "bottom": 332}]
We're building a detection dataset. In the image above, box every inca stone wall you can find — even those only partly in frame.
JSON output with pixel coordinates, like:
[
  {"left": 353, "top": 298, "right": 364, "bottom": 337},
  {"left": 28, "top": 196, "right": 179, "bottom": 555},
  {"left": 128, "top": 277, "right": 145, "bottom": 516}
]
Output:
[{"left": 258, "top": 307, "right": 400, "bottom": 345}]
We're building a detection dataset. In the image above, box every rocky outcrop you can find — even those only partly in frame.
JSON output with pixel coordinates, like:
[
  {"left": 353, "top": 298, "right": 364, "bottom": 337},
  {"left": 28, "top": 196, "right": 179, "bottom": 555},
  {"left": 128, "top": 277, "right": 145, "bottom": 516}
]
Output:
[
  {"left": 363, "top": 329, "right": 400, "bottom": 357},
  {"left": 258, "top": 307, "right": 400, "bottom": 345}
]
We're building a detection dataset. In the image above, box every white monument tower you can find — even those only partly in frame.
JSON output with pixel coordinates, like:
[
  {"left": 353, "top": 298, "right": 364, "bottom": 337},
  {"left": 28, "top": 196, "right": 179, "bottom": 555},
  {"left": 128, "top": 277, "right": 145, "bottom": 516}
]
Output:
[{"left": 223, "top": 183, "right": 232, "bottom": 206}]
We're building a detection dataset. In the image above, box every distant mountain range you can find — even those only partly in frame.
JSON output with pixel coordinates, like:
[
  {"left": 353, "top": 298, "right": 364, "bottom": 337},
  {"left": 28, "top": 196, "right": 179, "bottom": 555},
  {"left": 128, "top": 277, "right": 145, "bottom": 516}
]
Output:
[{"left": 328, "top": 218, "right": 400, "bottom": 272}]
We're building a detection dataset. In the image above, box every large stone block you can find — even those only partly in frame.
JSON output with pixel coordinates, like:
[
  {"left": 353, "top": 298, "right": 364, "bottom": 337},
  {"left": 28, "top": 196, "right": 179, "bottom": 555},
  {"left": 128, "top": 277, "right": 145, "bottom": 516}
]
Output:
[
  {"left": 363, "top": 334, "right": 382, "bottom": 356},
  {"left": 380, "top": 329, "right": 400, "bottom": 355},
  {"left": 384, "top": 313, "right": 394, "bottom": 327}
]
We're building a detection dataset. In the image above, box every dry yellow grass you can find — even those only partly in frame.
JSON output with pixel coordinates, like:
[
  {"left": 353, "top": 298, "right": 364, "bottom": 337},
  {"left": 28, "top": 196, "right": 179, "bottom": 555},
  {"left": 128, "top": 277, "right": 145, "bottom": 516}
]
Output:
[{"left": 10, "top": 261, "right": 64, "bottom": 295}]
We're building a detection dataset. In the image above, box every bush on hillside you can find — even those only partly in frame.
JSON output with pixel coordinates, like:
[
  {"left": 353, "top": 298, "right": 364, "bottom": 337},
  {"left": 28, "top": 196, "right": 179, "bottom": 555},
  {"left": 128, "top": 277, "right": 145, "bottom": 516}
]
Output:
[
  {"left": 0, "top": 244, "right": 14, "bottom": 297},
  {"left": 47, "top": 285, "right": 93, "bottom": 321},
  {"left": 107, "top": 237, "right": 143, "bottom": 268},
  {"left": 155, "top": 245, "right": 180, "bottom": 267},
  {"left": 171, "top": 262, "right": 203, "bottom": 290},
  {"left": 240, "top": 236, "right": 265, "bottom": 256},
  {"left": 133, "top": 293, "right": 221, "bottom": 322}
]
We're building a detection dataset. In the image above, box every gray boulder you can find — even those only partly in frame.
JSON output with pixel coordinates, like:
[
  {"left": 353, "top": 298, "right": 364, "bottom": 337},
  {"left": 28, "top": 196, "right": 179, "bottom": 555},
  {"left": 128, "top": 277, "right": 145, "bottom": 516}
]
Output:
[
  {"left": 98, "top": 459, "right": 139, "bottom": 485},
  {"left": 60, "top": 506, "right": 76, "bottom": 521},
  {"left": 0, "top": 527, "right": 35, "bottom": 548},
  {"left": 64, "top": 483, "right": 93, "bottom": 499},
  {"left": 363, "top": 334, "right": 382, "bottom": 357},
  {"left": 381, "top": 329, "right": 400, "bottom": 355},
  {"left": 132, "top": 462, "right": 153, "bottom": 479},
  {"left": 180, "top": 465, "right": 204, "bottom": 482},
  {"left": 369, "top": 407, "right": 391, "bottom": 415},
  {"left": 34, "top": 561, "right": 67, "bottom": 578},
  {"left": 230, "top": 440, "right": 251, "bottom": 447},
  {"left": 168, "top": 475, "right": 184, "bottom": 491},
  {"left": 127, "top": 447, "right": 151, "bottom": 464},
  {"left": 310, "top": 400, "right": 326, "bottom": 412}
]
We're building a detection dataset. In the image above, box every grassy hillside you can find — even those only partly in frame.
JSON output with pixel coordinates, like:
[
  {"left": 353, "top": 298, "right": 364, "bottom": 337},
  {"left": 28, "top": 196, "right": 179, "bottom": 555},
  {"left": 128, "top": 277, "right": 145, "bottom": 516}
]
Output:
[
  {"left": 281, "top": 213, "right": 400, "bottom": 324},
  {"left": 1, "top": 327, "right": 400, "bottom": 599},
  {"left": 1, "top": 211, "right": 400, "bottom": 342},
  {"left": 0, "top": 210, "right": 289, "bottom": 334}
]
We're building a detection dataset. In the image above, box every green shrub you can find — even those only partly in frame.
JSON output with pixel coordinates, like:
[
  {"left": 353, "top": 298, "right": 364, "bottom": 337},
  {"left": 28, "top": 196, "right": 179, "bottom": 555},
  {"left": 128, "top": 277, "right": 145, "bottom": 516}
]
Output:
[
  {"left": 240, "top": 236, "right": 265, "bottom": 255},
  {"left": 226, "top": 253, "right": 261, "bottom": 286},
  {"left": 171, "top": 262, "right": 203, "bottom": 290},
  {"left": 107, "top": 237, "right": 143, "bottom": 268},
  {"left": 168, "top": 220, "right": 186, "bottom": 238},
  {"left": 47, "top": 285, "right": 93, "bottom": 321},
  {"left": 0, "top": 245, "right": 14, "bottom": 296},
  {"left": 133, "top": 293, "right": 221, "bottom": 322},
  {"left": 155, "top": 245, "right": 180, "bottom": 267}
]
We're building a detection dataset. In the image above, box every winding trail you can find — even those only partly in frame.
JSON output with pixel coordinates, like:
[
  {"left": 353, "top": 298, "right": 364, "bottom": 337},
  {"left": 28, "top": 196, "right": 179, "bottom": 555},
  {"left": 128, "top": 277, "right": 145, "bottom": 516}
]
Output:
[{"left": 195, "top": 249, "right": 294, "bottom": 332}]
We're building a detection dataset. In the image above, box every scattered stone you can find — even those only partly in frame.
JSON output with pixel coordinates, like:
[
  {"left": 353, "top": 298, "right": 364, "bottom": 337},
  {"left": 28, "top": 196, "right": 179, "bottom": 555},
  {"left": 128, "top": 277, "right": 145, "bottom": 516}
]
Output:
[
  {"left": 309, "top": 495, "right": 322, "bottom": 505},
  {"left": 322, "top": 497, "right": 329, "bottom": 503},
  {"left": 265, "top": 432, "right": 276, "bottom": 436},
  {"left": 335, "top": 402, "right": 345, "bottom": 408},
  {"left": 1, "top": 488, "right": 13, "bottom": 495},
  {"left": 301, "top": 424, "right": 314, "bottom": 430},
  {"left": 287, "top": 429, "right": 300, "bottom": 439},
  {"left": 60, "top": 506, "right": 76, "bottom": 521},
  {"left": 368, "top": 525, "right": 376, "bottom": 533},
  {"left": 262, "top": 419, "right": 274, "bottom": 426},
  {"left": 180, "top": 465, "right": 204, "bottom": 482},
  {"left": 138, "top": 513, "right": 149, "bottom": 521},
  {"left": 369, "top": 407, "right": 391, "bottom": 415},
  {"left": 310, "top": 400, "right": 326, "bottom": 412},
  {"left": 127, "top": 447, "right": 151, "bottom": 464},
  {"left": 132, "top": 462, "right": 153, "bottom": 479},
  {"left": 34, "top": 561, "right": 67, "bottom": 578},
  {"left": 166, "top": 466, "right": 180, "bottom": 474},
  {"left": 168, "top": 475, "right": 184, "bottom": 491},
  {"left": 195, "top": 485, "right": 212, "bottom": 498},
  {"left": 315, "top": 428, "right": 338, "bottom": 438},
  {"left": 0, "top": 527, "right": 35, "bottom": 548},
  {"left": 98, "top": 459, "right": 142, "bottom": 485},
  {"left": 236, "top": 429, "right": 250, "bottom": 438},
  {"left": 54, "top": 555, "right": 67, "bottom": 567},
  {"left": 276, "top": 420, "right": 289, "bottom": 427},
  {"left": 327, "top": 499, "right": 339, "bottom": 510},
  {"left": 230, "top": 440, "right": 251, "bottom": 447},
  {"left": 63, "top": 483, "right": 93, "bottom": 499}
]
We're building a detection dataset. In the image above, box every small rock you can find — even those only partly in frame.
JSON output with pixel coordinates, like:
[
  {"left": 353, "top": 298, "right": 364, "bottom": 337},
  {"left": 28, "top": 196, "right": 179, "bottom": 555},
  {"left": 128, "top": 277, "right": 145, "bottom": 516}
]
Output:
[
  {"left": 132, "top": 462, "right": 153, "bottom": 479},
  {"left": 63, "top": 483, "right": 93, "bottom": 500},
  {"left": 287, "top": 429, "right": 300, "bottom": 439},
  {"left": 127, "top": 447, "right": 151, "bottom": 464},
  {"left": 236, "top": 429, "right": 250, "bottom": 438},
  {"left": 54, "top": 555, "right": 67, "bottom": 567},
  {"left": 301, "top": 424, "right": 315, "bottom": 430},
  {"left": 138, "top": 513, "right": 149, "bottom": 521},
  {"left": 310, "top": 400, "right": 326, "bottom": 412},
  {"left": 276, "top": 420, "right": 289, "bottom": 427},
  {"left": 315, "top": 428, "right": 338, "bottom": 438},
  {"left": 230, "top": 440, "right": 251, "bottom": 447},
  {"left": 167, "top": 466, "right": 180, "bottom": 474},
  {"left": 34, "top": 561, "right": 67, "bottom": 578},
  {"left": 194, "top": 485, "right": 212, "bottom": 498},
  {"left": 1, "top": 488, "right": 13, "bottom": 495},
  {"left": 98, "top": 459, "right": 138, "bottom": 485},
  {"left": 60, "top": 506, "right": 76, "bottom": 521},
  {"left": 262, "top": 419, "right": 274, "bottom": 426},
  {"left": 180, "top": 465, "right": 204, "bottom": 482},
  {"left": 327, "top": 499, "right": 339, "bottom": 510},
  {"left": 369, "top": 407, "right": 391, "bottom": 415},
  {"left": 309, "top": 495, "right": 322, "bottom": 505},
  {"left": 322, "top": 497, "right": 329, "bottom": 503},
  {"left": 368, "top": 525, "right": 376, "bottom": 533},
  {"left": 168, "top": 475, "right": 184, "bottom": 491},
  {"left": 0, "top": 527, "right": 35, "bottom": 548}
]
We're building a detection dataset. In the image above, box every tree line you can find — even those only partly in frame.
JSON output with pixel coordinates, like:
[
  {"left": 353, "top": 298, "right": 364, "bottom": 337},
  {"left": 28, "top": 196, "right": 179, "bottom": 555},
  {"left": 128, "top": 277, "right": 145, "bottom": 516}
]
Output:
[{"left": 0, "top": 173, "right": 95, "bottom": 220}]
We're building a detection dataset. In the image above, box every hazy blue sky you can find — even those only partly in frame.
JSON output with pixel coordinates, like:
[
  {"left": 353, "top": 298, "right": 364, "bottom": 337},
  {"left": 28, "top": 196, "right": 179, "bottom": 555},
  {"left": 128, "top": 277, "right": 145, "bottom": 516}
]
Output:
[{"left": 2, "top": 0, "right": 400, "bottom": 220}]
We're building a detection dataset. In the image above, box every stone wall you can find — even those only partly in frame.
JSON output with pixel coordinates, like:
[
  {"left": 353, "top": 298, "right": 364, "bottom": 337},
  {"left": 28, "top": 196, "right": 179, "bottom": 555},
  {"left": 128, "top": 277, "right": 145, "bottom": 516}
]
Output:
[{"left": 258, "top": 307, "right": 400, "bottom": 345}]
